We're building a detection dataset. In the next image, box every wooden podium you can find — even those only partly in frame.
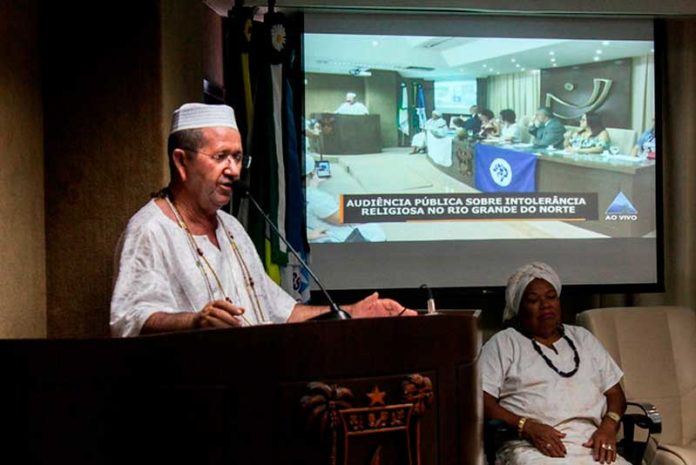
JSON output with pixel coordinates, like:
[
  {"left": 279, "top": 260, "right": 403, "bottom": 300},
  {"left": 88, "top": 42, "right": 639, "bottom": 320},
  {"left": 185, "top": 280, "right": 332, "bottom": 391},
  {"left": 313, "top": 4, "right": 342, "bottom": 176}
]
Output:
[{"left": 0, "top": 312, "right": 481, "bottom": 465}]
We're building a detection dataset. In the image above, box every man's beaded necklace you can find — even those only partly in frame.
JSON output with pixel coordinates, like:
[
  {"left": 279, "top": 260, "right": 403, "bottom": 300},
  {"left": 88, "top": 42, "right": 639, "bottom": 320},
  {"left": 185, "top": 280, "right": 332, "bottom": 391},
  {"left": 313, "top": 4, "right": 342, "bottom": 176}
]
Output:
[{"left": 164, "top": 195, "right": 268, "bottom": 326}]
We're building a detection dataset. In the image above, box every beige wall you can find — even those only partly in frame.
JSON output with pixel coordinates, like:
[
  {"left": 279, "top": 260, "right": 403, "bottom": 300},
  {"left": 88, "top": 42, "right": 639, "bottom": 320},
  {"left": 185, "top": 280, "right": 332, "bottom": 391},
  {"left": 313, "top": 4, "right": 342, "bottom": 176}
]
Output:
[
  {"left": 364, "top": 70, "right": 399, "bottom": 147},
  {"left": 41, "top": 0, "right": 204, "bottom": 338},
  {"left": 0, "top": 1, "right": 46, "bottom": 338}
]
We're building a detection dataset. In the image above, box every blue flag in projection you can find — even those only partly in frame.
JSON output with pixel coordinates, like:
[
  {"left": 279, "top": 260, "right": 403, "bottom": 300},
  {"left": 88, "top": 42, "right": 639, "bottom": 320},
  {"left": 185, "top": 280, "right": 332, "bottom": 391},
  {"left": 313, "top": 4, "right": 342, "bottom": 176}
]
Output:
[{"left": 474, "top": 145, "right": 537, "bottom": 193}]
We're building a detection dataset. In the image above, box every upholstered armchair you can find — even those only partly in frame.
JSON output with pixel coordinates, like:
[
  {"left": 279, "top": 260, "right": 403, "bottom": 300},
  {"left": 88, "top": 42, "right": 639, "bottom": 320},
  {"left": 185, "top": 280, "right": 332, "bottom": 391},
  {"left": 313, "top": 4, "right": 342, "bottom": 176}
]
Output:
[{"left": 577, "top": 306, "right": 696, "bottom": 465}]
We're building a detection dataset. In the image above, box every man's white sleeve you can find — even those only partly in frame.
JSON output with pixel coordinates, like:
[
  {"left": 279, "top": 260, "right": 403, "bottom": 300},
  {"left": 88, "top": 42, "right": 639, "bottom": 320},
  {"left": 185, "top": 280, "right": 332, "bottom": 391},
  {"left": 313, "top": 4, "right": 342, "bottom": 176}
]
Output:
[{"left": 110, "top": 227, "right": 179, "bottom": 337}]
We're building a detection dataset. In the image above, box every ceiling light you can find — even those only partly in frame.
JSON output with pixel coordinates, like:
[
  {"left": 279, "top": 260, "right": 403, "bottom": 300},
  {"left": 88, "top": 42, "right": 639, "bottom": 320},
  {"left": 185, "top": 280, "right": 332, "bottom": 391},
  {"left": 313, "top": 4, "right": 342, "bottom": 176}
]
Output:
[
  {"left": 511, "top": 58, "right": 516, "bottom": 63},
  {"left": 372, "top": 40, "right": 379, "bottom": 47},
  {"left": 596, "top": 49, "right": 603, "bottom": 55},
  {"left": 515, "top": 64, "right": 520, "bottom": 68},
  {"left": 552, "top": 63, "right": 557, "bottom": 67},
  {"left": 550, "top": 58, "right": 556, "bottom": 62},
  {"left": 594, "top": 56, "right": 600, "bottom": 61},
  {"left": 549, "top": 51, "right": 555, "bottom": 56},
  {"left": 602, "top": 41, "right": 610, "bottom": 46},
  {"left": 497, "top": 72, "right": 501, "bottom": 75},
  {"left": 483, "top": 64, "right": 488, "bottom": 68},
  {"left": 521, "top": 68, "right": 526, "bottom": 71}
]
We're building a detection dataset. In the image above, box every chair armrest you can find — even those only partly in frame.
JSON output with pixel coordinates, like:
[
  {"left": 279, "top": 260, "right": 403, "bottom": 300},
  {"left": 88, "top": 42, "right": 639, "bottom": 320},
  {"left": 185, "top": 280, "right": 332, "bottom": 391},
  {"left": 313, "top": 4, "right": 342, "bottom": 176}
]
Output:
[
  {"left": 625, "top": 401, "right": 662, "bottom": 435},
  {"left": 620, "top": 401, "right": 662, "bottom": 465}
]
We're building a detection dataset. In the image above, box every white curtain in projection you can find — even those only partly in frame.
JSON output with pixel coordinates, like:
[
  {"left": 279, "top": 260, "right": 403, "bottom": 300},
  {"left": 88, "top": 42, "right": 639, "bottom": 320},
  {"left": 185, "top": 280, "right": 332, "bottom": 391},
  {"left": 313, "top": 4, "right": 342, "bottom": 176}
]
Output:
[{"left": 486, "top": 70, "right": 541, "bottom": 122}]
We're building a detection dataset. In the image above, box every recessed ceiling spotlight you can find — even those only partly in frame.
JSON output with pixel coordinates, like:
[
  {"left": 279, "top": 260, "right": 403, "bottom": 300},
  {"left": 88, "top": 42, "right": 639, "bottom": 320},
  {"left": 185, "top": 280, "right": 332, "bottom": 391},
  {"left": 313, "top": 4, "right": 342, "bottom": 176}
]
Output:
[
  {"left": 552, "top": 63, "right": 557, "bottom": 67},
  {"left": 594, "top": 56, "right": 600, "bottom": 61},
  {"left": 511, "top": 58, "right": 516, "bottom": 63},
  {"left": 596, "top": 49, "right": 603, "bottom": 55},
  {"left": 550, "top": 58, "right": 556, "bottom": 62},
  {"left": 372, "top": 40, "right": 379, "bottom": 47},
  {"left": 602, "top": 40, "right": 611, "bottom": 46},
  {"left": 521, "top": 68, "right": 526, "bottom": 71},
  {"left": 483, "top": 64, "right": 488, "bottom": 68},
  {"left": 549, "top": 51, "right": 555, "bottom": 56},
  {"left": 515, "top": 64, "right": 520, "bottom": 68}
]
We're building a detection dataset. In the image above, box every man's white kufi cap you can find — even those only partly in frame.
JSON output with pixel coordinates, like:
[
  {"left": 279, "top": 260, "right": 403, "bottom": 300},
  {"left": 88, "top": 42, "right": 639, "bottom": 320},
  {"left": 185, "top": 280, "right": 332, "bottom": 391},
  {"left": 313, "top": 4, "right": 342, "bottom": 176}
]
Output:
[{"left": 170, "top": 103, "right": 238, "bottom": 134}]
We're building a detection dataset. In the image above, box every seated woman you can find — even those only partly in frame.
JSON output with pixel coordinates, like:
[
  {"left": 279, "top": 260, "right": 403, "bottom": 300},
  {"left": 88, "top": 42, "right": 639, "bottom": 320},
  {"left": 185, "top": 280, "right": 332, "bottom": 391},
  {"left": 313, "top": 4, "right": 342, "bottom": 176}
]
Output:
[
  {"left": 479, "top": 109, "right": 500, "bottom": 139},
  {"left": 499, "top": 109, "right": 521, "bottom": 143},
  {"left": 631, "top": 117, "right": 656, "bottom": 159},
  {"left": 482, "top": 262, "right": 628, "bottom": 465},
  {"left": 564, "top": 113, "right": 610, "bottom": 154}
]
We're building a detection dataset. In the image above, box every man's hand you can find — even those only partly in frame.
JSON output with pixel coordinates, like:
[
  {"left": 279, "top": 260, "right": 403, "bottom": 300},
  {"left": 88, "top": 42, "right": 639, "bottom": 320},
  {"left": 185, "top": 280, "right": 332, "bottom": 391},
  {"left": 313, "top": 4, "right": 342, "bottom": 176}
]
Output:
[
  {"left": 348, "top": 292, "right": 417, "bottom": 318},
  {"left": 583, "top": 424, "right": 618, "bottom": 464},
  {"left": 522, "top": 420, "right": 567, "bottom": 458},
  {"left": 195, "top": 300, "right": 246, "bottom": 329}
]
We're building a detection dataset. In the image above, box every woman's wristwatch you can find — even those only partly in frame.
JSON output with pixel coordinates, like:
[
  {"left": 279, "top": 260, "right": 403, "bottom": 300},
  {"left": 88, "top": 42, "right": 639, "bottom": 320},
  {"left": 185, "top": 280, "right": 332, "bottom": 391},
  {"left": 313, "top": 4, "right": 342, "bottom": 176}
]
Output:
[{"left": 605, "top": 411, "right": 622, "bottom": 424}]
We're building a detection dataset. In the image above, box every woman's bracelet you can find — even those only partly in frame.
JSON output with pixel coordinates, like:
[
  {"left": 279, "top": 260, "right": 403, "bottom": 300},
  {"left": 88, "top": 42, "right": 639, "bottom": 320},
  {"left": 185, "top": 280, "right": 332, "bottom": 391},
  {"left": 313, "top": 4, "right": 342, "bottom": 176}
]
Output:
[{"left": 517, "top": 417, "right": 529, "bottom": 437}]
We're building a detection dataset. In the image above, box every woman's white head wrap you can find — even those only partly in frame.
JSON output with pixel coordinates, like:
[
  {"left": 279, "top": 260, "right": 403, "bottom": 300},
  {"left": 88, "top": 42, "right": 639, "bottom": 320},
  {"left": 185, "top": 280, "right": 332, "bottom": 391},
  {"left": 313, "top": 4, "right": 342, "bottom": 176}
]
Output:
[{"left": 503, "top": 262, "right": 562, "bottom": 322}]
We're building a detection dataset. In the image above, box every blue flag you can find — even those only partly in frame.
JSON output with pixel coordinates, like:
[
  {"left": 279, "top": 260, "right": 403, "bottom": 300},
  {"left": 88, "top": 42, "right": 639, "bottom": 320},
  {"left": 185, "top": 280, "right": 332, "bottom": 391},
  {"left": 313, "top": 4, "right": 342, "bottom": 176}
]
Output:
[{"left": 474, "top": 144, "right": 537, "bottom": 193}]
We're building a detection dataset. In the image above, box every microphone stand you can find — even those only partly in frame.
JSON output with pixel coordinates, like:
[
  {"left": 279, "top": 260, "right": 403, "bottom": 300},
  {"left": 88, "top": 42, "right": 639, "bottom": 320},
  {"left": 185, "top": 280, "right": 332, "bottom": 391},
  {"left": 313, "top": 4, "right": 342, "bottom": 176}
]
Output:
[{"left": 242, "top": 190, "right": 351, "bottom": 321}]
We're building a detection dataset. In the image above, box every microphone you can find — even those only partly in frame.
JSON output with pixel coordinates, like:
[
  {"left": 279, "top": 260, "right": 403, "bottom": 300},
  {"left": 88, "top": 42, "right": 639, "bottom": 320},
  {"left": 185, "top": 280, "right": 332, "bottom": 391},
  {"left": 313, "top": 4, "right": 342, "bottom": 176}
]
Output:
[
  {"left": 420, "top": 283, "right": 438, "bottom": 315},
  {"left": 233, "top": 181, "right": 351, "bottom": 321}
]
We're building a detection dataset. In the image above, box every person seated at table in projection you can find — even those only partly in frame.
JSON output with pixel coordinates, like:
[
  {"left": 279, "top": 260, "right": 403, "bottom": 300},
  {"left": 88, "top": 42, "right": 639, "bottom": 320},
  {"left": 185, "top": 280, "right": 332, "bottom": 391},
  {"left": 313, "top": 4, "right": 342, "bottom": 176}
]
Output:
[
  {"left": 499, "top": 109, "right": 521, "bottom": 143},
  {"left": 478, "top": 109, "right": 501, "bottom": 139},
  {"left": 529, "top": 107, "right": 566, "bottom": 149},
  {"left": 451, "top": 116, "right": 468, "bottom": 140},
  {"left": 335, "top": 92, "right": 369, "bottom": 115},
  {"left": 110, "top": 103, "right": 414, "bottom": 337},
  {"left": 482, "top": 262, "right": 628, "bottom": 465},
  {"left": 631, "top": 117, "right": 656, "bottom": 159},
  {"left": 462, "top": 105, "right": 482, "bottom": 134},
  {"left": 564, "top": 113, "right": 610, "bottom": 154},
  {"left": 305, "top": 158, "right": 385, "bottom": 243},
  {"left": 410, "top": 110, "right": 448, "bottom": 154}
]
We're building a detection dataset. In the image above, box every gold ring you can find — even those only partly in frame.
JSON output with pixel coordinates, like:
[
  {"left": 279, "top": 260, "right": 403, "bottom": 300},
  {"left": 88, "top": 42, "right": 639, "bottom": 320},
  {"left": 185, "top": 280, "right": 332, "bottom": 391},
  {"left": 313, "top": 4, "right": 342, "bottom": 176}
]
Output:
[
  {"left": 607, "top": 445, "right": 614, "bottom": 451},
  {"left": 601, "top": 444, "right": 609, "bottom": 450}
]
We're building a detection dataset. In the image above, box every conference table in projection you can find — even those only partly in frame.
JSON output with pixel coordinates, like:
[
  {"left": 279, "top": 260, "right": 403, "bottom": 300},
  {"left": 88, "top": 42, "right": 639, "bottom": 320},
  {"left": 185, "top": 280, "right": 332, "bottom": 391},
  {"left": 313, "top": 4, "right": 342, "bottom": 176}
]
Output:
[{"left": 443, "top": 138, "right": 657, "bottom": 238}]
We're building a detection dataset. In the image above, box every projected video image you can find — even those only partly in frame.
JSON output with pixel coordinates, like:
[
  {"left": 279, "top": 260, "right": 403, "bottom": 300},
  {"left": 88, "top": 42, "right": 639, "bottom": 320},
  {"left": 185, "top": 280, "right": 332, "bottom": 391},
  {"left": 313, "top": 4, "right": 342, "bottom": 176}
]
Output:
[{"left": 303, "top": 33, "right": 657, "bottom": 244}]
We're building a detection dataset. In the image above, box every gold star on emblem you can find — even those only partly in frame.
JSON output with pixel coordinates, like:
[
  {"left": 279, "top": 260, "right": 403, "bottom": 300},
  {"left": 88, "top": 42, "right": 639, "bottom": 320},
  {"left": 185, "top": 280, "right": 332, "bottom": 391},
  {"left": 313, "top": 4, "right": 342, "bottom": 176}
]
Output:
[{"left": 366, "top": 386, "right": 386, "bottom": 406}]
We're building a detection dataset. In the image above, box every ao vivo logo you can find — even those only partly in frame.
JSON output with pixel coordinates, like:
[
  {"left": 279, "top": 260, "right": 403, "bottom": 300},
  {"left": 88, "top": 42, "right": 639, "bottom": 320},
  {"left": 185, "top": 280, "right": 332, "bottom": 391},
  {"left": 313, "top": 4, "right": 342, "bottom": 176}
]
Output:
[{"left": 605, "top": 192, "right": 638, "bottom": 221}]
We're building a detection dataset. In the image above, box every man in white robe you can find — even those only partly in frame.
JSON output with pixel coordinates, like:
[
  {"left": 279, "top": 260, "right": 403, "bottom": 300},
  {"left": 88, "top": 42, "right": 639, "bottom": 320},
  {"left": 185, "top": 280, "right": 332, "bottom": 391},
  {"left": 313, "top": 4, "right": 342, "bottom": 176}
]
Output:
[
  {"left": 110, "top": 103, "right": 414, "bottom": 337},
  {"left": 335, "top": 92, "right": 369, "bottom": 115}
]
